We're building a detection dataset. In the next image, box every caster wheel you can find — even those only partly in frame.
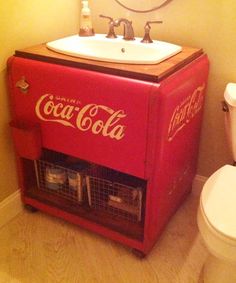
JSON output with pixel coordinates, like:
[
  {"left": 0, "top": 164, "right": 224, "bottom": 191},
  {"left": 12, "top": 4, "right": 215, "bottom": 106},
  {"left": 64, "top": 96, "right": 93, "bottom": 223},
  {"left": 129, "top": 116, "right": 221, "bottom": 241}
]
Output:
[
  {"left": 24, "top": 204, "right": 38, "bottom": 213},
  {"left": 132, "top": 249, "right": 146, "bottom": 259}
]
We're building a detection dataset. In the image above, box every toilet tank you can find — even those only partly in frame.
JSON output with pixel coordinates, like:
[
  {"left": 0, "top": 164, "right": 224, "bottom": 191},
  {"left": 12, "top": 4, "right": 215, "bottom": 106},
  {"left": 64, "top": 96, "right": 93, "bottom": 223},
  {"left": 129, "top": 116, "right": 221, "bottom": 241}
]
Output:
[{"left": 224, "top": 83, "right": 236, "bottom": 161}]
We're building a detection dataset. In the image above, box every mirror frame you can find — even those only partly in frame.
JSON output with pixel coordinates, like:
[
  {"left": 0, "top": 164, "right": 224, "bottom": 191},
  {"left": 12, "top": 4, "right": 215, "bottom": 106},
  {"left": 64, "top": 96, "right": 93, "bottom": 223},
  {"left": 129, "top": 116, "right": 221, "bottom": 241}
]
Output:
[{"left": 114, "top": 0, "right": 173, "bottom": 13}]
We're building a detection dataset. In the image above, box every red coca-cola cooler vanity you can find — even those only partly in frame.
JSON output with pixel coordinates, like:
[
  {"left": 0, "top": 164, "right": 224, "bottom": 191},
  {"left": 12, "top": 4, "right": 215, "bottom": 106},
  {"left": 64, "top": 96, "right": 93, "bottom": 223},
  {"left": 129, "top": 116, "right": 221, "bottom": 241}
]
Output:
[{"left": 7, "top": 42, "right": 209, "bottom": 256}]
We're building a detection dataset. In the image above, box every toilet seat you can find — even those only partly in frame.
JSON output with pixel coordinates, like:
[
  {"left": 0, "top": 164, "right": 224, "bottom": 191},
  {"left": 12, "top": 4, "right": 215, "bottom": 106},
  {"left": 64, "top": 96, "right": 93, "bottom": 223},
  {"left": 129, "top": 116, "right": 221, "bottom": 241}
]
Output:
[{"left": 201, "top": 165, "right": 236, "bottom": 240}]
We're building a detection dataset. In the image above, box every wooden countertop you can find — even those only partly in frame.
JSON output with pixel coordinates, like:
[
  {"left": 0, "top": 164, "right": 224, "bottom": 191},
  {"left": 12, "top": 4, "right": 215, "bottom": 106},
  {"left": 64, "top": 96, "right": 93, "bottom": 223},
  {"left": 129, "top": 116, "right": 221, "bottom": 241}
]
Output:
[{"left": 15, "top": 43, "right": 203, "bottom": 82}]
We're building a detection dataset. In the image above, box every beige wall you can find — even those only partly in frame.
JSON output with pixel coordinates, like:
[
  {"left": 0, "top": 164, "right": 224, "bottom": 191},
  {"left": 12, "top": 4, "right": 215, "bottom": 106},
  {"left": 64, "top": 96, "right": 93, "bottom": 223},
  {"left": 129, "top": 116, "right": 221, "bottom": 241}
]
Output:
[{"left": 1, "top": 0, "right": 236, "bottom": 201}]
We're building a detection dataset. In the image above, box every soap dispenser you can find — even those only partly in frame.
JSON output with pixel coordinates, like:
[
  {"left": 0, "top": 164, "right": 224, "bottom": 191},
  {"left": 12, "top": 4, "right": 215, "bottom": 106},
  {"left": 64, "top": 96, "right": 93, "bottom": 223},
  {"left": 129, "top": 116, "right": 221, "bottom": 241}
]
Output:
[{"left": 79, "top": 0, "right": 95, "bottom": 36}]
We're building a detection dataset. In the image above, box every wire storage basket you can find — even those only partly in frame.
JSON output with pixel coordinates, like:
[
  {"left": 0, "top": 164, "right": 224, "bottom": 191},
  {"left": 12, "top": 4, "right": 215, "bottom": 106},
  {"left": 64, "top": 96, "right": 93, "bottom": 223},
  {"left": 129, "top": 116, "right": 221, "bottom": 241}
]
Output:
[
  {"left": 86, "top": 166, "right": 146, "bottom": 223},
  {"left": 35, "top": 159, "right": 90, "bottom": 204}
]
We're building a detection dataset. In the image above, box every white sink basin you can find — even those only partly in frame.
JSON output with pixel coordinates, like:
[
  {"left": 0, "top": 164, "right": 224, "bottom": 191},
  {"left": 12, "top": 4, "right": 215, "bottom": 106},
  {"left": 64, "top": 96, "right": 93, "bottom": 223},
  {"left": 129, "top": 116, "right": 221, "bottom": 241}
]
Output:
[{"left": 46, "top": 34, "right": 182, "bottom": 65}]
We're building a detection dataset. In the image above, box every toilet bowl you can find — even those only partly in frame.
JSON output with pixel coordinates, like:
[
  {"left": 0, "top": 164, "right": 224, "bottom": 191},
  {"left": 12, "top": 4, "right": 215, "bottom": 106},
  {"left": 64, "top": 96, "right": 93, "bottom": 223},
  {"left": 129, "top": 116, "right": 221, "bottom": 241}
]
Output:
[{"left": 197, "top": 165, "right": 236, "bottom": 283}]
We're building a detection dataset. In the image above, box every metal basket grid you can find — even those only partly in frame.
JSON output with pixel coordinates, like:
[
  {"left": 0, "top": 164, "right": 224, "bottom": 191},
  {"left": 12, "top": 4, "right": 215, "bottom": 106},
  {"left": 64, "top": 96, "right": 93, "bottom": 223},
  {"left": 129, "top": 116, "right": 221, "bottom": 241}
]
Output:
[
  {"left": 35, "top": 160, "right": 89, "bottom": 204},
  {"left": 86, "top": 167, "right": 145, "bottom": 223}
]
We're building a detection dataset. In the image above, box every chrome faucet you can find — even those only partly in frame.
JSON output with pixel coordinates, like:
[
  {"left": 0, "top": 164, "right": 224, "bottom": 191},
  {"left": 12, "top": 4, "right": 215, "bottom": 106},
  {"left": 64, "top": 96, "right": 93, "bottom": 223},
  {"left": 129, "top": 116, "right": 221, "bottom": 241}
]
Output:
[{"left": 113, "top": 18, "right": 135, "bottom": 41}]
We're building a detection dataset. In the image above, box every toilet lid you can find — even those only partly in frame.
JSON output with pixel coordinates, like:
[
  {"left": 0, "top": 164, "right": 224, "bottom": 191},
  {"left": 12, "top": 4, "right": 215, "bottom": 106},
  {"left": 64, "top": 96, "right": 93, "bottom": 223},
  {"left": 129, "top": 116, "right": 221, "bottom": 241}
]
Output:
[{"left": 201, "top": 165, "right": 236, "bottom": 239}]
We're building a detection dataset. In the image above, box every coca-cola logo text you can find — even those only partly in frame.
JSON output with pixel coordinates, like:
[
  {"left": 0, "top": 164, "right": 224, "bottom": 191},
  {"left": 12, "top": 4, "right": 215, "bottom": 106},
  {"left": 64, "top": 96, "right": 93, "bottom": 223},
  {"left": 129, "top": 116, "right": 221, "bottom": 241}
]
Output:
[
  {"left": 167, "top": 84, "right": 205, "bottom": 141},
  {"left": 35, "top": 94, "right": 126, "bottom": 140}
]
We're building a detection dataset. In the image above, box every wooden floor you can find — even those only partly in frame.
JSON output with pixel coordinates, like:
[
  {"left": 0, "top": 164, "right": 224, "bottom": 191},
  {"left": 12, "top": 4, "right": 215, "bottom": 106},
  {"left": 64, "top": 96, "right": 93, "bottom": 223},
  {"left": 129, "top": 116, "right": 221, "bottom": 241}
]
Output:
[{"left": 0, "top": 191, "right": 208, "bottom": 283}]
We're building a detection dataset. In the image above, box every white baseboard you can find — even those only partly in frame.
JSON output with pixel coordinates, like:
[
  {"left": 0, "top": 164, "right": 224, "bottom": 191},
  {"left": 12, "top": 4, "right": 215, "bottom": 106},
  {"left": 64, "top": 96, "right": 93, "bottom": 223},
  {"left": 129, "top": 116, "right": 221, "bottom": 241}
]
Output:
[
  {"left": 0, "top": 190, "right": 23, "bottom": 229},
  {"left": 192, "top": 174, "right": 208, "bottom": 196}
]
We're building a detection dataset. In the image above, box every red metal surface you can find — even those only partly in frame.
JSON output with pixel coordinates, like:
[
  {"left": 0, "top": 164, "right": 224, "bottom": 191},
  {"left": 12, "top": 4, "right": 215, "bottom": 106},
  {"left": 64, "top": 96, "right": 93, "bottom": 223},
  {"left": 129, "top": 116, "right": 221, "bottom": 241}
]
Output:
[
  {"left": 7, "top": 54, "right": 209, "bottom": 255},
  {"left": 9, "top": 120, "right": 42, "bottom": 159},
  {"left": 8, "top": 56, "right": 152, "bottom": 178},
  {"left": 143, "top": 54, "right": 209, "bottom": 253}
]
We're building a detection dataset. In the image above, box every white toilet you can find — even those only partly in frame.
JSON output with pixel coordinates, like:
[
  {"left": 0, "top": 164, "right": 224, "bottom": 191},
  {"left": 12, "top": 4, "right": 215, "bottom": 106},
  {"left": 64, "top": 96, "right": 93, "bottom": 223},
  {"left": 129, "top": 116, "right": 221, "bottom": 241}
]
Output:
[{"left": 198, "top": 83, "right": 236, "bottom": 283}]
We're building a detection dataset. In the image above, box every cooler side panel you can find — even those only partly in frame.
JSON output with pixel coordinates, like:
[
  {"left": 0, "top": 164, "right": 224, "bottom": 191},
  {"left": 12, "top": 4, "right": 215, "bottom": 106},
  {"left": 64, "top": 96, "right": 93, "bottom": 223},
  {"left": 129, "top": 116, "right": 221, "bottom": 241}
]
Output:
[{"left": 143, "top": 54, "right": 209, "bottom": 253}]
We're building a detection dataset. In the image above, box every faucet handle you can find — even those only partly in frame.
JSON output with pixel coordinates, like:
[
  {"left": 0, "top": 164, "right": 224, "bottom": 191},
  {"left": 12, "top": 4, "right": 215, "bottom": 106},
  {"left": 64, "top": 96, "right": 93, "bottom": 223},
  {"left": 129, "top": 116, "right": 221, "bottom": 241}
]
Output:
[
  {"left": 141, "top": 20, "right": 163, "bottom": 43},
  {"left": 99, "top": 14, "right": 117, "bottom": 38}
]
